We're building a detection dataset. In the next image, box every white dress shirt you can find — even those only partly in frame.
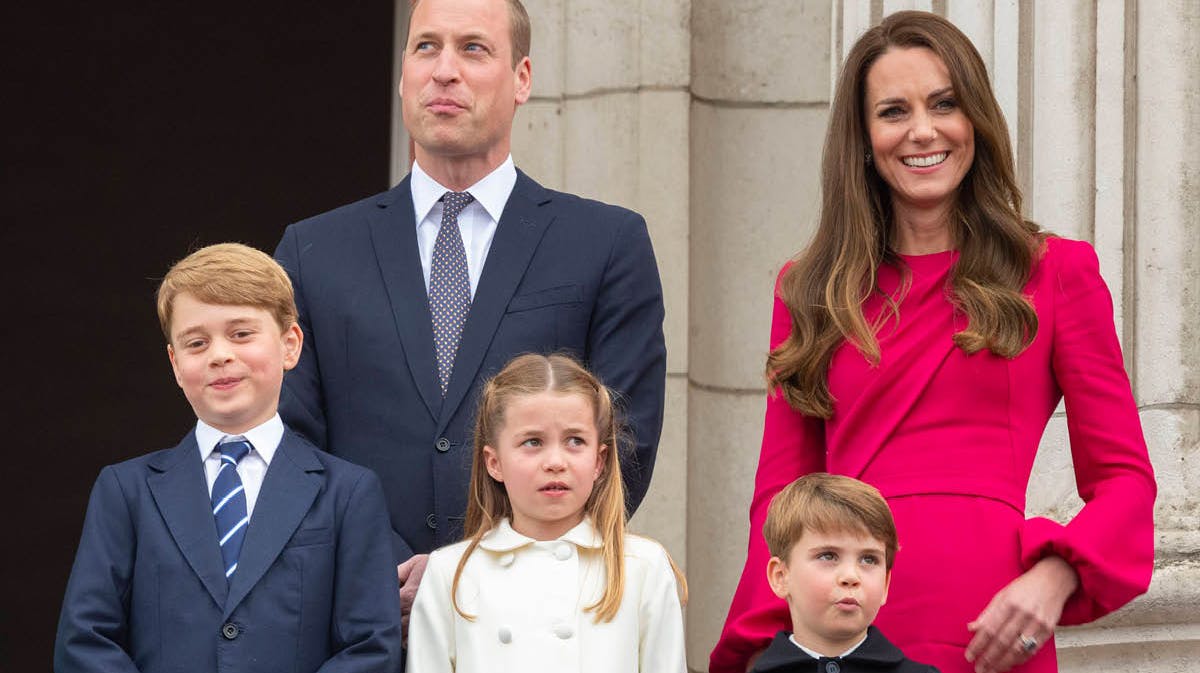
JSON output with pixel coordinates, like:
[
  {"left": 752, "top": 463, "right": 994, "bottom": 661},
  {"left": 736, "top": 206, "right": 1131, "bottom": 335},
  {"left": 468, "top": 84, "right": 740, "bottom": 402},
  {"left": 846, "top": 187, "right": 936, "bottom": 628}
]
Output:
[
  {"left": 407, "top": 517, "right": 687, "bottom": 672},
  {"left": 410, "top": 156, "right": 517, "bottom": 297},
  {"left": 195, "top": 414, "right": 284, "bottom": 518}
]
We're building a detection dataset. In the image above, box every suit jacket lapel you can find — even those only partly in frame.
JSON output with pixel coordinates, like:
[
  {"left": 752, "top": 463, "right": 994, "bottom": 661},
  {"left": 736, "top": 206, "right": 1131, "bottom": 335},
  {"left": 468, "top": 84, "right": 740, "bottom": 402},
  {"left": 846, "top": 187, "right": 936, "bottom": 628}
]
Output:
[
  {"left": 223, "top": 431, "right": 323, "bottom": 619},
  {"left": 147, "top": 432, "right": 227, "bottom": 609},
  {"left": 438, "top": 171, "right": 554, "bottom": 433},
  {"left": 827, "top": 294, "right": 958, "bottom": 480},
  {"left": 367, "top": 177, "right": 443, "bottom": 422}
]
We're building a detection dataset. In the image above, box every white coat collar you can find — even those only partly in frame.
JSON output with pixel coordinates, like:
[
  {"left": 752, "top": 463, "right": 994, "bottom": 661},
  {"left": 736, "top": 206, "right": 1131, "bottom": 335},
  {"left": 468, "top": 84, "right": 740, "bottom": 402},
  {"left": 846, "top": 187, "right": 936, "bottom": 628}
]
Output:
[{"left": 478, "top": 517, "right": 603, "bottom": 552}]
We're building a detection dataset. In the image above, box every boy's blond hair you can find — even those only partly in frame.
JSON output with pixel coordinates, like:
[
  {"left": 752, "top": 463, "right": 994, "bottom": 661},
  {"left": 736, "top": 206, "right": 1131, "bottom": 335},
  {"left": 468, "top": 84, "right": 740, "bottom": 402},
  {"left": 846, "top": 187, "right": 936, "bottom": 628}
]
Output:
[
  {"left": 764, "top": 473, "right": 898, "bottom": 569},
  {"left": 156, "top": 243, "right": 298, "bottom": 340}
]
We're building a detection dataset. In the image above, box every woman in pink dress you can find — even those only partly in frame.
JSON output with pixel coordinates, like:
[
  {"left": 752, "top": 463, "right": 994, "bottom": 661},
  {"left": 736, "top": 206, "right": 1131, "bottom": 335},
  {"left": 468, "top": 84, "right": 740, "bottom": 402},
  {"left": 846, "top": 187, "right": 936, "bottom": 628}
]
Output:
[{"left": 710, "top": 11, "right": 1155, "bottom": 673}]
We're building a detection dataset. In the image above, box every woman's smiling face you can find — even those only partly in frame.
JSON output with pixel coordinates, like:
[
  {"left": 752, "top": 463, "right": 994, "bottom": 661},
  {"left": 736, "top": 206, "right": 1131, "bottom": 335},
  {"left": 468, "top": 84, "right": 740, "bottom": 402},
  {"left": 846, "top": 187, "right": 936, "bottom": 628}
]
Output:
[{"left": 865, "top": 46, "right": 975, "bottom": 218}]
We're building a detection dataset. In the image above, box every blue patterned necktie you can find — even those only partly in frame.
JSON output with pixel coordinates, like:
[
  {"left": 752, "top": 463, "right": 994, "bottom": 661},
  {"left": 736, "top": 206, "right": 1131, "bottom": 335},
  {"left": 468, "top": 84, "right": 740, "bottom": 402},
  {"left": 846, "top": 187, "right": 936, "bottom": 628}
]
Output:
[
  {"left": 212, "top": 439, "right": 251, "bottom": 581},
  {"left": 429, "top": 191, "right": 474, "bottom": 395}
]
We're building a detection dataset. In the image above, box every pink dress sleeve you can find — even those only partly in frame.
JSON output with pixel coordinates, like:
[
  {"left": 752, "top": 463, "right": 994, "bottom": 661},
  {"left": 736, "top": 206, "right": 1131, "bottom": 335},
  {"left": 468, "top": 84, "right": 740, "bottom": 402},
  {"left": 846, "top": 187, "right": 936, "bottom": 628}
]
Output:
[
  {"left": 709, "top": 266, "right": 827, "bottom": 673},
  {"left": 1021, "top": 239, "right": 1156, "bottom": 624}
]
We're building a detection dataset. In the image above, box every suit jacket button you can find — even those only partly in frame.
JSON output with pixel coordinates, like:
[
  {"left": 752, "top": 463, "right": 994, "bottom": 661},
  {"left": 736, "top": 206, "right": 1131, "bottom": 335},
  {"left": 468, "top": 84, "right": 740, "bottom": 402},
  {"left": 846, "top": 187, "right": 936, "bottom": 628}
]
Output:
[
  {"left": 221, "top": 623, "right": 239, "bottom": 640},
  {"left": 425, "top": 513, "right": 438, "bottom": 529},
  {"left": 824, "top": 661, "right": 840, "bottom": 673},
  {"left": 435, "top": 437, "right": 451, "bottom": 452}
]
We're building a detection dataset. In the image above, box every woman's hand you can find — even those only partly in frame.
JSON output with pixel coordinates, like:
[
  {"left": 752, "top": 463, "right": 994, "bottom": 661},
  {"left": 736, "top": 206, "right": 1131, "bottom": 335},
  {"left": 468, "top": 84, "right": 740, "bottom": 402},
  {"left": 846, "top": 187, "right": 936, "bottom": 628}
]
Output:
[{"left": 965, "top": 555, "right": 1078, "bottom": 673}]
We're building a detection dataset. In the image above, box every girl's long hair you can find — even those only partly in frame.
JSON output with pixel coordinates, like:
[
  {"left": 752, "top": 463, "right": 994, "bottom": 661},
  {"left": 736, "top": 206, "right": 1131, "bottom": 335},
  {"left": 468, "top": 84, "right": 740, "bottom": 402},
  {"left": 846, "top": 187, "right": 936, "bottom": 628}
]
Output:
[
  {"left": 769, "top": 10, "right": 1043, "bottom": 418},
  {"left": 453, "top": 353, "right": 685, "bottom": 622}
]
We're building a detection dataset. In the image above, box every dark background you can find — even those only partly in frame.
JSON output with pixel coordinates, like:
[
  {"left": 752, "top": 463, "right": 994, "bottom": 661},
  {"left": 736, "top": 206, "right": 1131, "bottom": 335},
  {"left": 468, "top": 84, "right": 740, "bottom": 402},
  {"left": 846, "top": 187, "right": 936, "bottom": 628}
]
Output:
[{"left": 3, "top": 2, "right": 395, "bottom": 667}]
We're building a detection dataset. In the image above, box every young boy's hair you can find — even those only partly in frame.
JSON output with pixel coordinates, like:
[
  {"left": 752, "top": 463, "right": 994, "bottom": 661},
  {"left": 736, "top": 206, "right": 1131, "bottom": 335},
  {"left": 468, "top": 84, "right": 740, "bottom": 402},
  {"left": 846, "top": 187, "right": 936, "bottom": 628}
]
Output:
[
  {"left": 763, "top": 473, "right": 899, "bottom": 569},
  {"left": 156, "top": 242, "right": 298, "bottom": 339}
]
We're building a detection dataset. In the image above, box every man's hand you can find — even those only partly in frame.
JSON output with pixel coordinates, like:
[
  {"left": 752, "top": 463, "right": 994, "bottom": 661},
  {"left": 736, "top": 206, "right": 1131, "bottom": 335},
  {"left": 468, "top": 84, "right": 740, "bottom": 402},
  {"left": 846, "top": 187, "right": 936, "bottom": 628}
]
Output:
[{"left": 397, "top": 553, "right": 430, "bottom": 645}]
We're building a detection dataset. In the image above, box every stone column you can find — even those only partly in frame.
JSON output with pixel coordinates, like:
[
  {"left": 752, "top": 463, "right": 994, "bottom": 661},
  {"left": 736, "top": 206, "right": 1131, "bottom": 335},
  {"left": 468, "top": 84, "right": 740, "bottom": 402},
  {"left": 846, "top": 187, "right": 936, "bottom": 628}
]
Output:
[
  {"left": 506, "top": 0, "right": 693, "bottom": 563},
  {"left": 688, "top": 0, "right": 832, "bottom": 667}
]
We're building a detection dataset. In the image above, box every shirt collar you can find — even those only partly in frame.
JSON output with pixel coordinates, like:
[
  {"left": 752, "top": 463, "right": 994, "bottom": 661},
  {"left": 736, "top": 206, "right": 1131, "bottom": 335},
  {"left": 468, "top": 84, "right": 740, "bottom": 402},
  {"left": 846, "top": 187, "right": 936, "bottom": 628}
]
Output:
[
  {"left": 410, "top": 155, "right": 517, "bottom": 226},
  {"left": 195, "top": 414, "right": 285, "bottom": 465},
  {"left": 789, "top": 632, "right": 868, "bottom": 660},
  {"left": 478, "top": 517, "right": 603, "bottom": 552}
]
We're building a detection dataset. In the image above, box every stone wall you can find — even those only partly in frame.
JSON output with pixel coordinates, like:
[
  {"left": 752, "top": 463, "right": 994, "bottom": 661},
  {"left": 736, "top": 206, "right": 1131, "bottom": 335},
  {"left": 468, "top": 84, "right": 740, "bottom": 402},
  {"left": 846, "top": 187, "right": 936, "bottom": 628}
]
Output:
[{"left": 393, "top": 0, "right": 1200, "bottom": 670}]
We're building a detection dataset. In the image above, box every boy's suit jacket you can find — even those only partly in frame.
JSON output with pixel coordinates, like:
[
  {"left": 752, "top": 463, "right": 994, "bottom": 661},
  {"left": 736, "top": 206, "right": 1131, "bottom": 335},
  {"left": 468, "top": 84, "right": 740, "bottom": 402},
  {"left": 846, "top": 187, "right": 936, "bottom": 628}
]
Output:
[
  {"left": 54, "top": 428, "right": 402, "bottom": 673},
  {"left": 274, "top": 169, "right": 667, "bottom": 561}
]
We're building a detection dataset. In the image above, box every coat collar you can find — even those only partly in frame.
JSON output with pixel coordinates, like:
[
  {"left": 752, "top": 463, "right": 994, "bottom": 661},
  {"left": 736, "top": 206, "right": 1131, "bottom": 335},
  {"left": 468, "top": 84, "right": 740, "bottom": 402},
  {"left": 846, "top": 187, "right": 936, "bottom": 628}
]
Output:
[
  {"left": 753, "top": 627, "right": 908, "bottom": 672},
  {"left": 477, "top": 517, "right": 603, "bottom": 552}
]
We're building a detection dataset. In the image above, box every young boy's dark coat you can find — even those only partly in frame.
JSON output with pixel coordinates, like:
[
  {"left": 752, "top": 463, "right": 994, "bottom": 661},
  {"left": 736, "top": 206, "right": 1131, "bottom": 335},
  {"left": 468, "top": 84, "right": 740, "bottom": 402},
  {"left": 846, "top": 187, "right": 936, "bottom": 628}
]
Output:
[
  {"left": 54, "top": 428, "right": 401, "bottom": 673},
  {"left": 752, "top": 627, "right": 940, "bottom": 673}
]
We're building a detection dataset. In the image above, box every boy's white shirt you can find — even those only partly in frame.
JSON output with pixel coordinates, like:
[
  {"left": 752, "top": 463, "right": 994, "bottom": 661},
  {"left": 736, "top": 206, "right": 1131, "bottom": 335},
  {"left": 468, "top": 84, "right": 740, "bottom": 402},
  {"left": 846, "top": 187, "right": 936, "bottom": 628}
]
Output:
[
  {"left": 406, "top": 517, "right": 686, "bottom": 673},
  {"left": 789, "top": 632, "right": 868, "bottom": 659},
  {"left": 195, "top": 413, "right": 284, "bottom": 518}
]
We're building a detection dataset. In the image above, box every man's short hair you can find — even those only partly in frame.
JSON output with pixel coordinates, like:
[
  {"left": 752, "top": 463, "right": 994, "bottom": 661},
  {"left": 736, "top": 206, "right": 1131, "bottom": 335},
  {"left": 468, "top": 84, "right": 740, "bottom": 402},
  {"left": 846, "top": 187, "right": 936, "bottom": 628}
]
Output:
[
  {"left": 409, "top": 0, "right": 531, "bottom": 67},
  {"left": 157, "top": 243, "right": 298, "bottom": 340},
  {"left": 763, "top": 473, "right": 899, "bottom": 569}
]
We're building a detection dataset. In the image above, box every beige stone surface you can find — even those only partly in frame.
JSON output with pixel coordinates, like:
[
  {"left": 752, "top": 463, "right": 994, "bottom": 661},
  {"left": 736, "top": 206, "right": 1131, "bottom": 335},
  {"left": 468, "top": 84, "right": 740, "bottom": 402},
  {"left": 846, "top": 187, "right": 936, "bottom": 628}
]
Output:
[
  {"left": 638, "top": 0, "right": 690, "bottom": 87},
  {"left": 629, "top": 375, "right": 688, "bottom": 567},
  {"left": 510, "top": 100, "right": 565, "bottom": 187},
  {"left": 637, "top": 90, "right": 690, "bottom": 373},
  {"left": 689, "top": 102, "right": 826, "bottom": 390},
  {"left": 522, "top": 0, "right": 566, "bottom": 98},
  {"left": 1133, "top": 0, "right": 1200, "bottom": 407},
  {"left": 565, "top": 0, "right": 641, "bottom": 94},
  {"left": 562, "top": 92, "right": 639, "bottom": 205},
  {"left": 692, "top": 0, "right": 831, "bottom": 102},
  {"left": 686, "top": 387, "right": 767, "bottom": 668}
]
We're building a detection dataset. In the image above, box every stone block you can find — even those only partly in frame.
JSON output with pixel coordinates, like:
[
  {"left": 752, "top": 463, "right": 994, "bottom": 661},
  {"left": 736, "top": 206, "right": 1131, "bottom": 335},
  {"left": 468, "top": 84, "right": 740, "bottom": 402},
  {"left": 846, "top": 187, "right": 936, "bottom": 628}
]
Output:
[
  {"left": 689, "top": 102, "right": 826, "bottom": 390},
  {"left": 522, "top": 0, "right": 566, "bottom": 98},
  {"left": 565, "top": 0, "right": 640, "bottom": 94},
  {"left": 686, "top": 386, "right": 768, "bottom": 667},
  {"left": 511, "top": 99, "right": 564, "bottom": 188},
  {"left": 692, "top": 0, "right": 831, "bottom": 103},
  {"left": 563, "top": 92, "right": 639, "bottom": 205},
  {"left": 629, "top": 375, "right": 688, "bottom": 568},
  {"left": 637, "top": 90, "right": 690, "bottom": 373},
  {"left": 639, "top": 0, "right": 690, "bottom": 87}
]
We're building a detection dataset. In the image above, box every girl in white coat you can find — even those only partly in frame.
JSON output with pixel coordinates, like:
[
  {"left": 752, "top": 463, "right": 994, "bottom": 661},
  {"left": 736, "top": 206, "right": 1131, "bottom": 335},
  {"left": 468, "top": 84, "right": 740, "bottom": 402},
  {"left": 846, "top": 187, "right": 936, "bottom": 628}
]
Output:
[{"left": 407, "top": 353, "right": 688, "bottom": 672}]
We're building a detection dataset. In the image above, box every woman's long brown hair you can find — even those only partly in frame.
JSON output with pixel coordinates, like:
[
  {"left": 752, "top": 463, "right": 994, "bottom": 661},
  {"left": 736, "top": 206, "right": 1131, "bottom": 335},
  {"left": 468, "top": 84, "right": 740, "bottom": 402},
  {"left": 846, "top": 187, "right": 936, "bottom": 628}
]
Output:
[{"left": 769, "top": 10, "right": 1043, "bottom": 418}]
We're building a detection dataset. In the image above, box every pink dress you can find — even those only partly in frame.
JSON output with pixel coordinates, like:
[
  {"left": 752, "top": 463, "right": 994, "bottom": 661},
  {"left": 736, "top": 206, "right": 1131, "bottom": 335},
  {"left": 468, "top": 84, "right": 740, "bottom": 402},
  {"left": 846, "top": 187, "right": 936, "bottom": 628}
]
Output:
[{"left": 710, "top": 238, "right": 1156, "bottom": 673}]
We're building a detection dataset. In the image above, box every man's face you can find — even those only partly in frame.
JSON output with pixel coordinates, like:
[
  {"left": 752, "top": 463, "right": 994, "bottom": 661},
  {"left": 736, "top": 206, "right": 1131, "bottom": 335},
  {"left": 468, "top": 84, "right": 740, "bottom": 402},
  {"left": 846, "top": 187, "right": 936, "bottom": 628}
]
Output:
[{"left": 401, "top": 0, "right": 531, "bottom": 169}]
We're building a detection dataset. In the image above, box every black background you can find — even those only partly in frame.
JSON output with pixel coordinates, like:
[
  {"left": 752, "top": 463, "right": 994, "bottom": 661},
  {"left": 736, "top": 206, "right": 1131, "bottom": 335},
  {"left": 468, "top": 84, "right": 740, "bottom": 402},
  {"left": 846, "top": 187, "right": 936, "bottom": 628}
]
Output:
[{"left": 3, "top": 2, "right": 395, "bottom": 667}]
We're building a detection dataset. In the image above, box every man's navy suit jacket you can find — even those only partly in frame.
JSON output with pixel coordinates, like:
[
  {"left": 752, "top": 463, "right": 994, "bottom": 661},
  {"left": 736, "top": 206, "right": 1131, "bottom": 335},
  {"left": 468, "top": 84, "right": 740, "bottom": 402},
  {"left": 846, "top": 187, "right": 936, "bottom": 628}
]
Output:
[
  {"left": 274, "top": 169, "right": 667, "bottom": 561},
  {"left": 54, "top": 429, "right": 402, "bottom": 673}
]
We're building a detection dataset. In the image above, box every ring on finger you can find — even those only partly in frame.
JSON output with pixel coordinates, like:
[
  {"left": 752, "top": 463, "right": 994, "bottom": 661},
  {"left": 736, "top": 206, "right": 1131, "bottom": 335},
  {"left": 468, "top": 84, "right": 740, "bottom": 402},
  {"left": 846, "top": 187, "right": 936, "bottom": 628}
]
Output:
[{"left": 1018, "top": 634, "right": 1038, "bottom": 654}]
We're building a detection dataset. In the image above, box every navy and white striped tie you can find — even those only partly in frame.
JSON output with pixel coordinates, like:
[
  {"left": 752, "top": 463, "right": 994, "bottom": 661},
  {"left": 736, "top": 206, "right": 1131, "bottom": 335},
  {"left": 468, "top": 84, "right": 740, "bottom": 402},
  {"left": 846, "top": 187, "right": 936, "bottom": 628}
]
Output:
[{"left": 212, "top": 439, "right": 251, "bottom": 580}]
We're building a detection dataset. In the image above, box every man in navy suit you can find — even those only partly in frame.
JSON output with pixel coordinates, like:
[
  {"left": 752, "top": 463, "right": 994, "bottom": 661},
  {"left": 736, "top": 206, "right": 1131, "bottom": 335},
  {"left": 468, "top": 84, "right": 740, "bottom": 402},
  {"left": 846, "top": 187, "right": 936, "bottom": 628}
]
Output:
[
  {"left": 274, "top": 0, "right": 666, "bottom": 631},
  {"left": 54, "top": 244, "right": 401, "bottom": 673}
]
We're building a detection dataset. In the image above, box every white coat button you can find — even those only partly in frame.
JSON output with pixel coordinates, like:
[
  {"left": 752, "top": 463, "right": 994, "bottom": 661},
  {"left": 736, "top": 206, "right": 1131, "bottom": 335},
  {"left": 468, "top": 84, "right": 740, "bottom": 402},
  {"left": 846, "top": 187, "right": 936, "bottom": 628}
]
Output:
[
  {"left": 498, "top": 552, "right": 515, "bottom": 567},
  {"left": 498, "top": 626, "right": 513, "bottom": 644},
  {"left": 553, "top": 623, "right": 574, "bottom": 639},
  {"left": 553, "top": 542, "right": 573, "bottom": 561}
]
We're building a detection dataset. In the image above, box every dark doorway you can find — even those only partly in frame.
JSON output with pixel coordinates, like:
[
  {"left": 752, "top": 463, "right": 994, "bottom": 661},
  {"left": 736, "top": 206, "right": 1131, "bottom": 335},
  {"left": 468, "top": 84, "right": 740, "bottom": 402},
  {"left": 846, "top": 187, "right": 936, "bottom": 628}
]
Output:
[{"left": 3, "top": 2, "right": 394, "bottom": 667}]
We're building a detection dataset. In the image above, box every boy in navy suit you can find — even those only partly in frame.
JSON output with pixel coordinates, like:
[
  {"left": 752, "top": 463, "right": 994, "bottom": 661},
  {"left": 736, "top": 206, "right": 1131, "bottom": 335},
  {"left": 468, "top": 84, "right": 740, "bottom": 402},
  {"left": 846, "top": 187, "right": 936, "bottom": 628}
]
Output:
[
  {"left": 54, "top": 243, "right": 402, "bottom": 673},
  {"left": 752, "top": 474, "right": 938, "bottom": 673}
]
